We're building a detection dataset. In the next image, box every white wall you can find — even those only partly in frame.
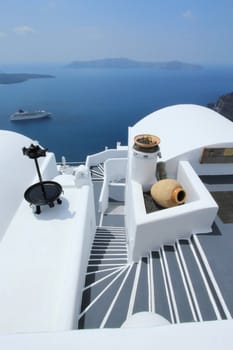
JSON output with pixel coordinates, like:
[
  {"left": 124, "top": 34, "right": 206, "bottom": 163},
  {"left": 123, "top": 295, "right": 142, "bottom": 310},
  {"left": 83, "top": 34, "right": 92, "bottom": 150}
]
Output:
[
  {"left": 127, "top": 161, "right": 218, "bottom": 262},
  {"left": 0, "top": 319, "right": 232, "bottom": 350},
  {"left": 0, "top": 171, "right": 96, "bottom": 333},
  {"left": 99, "top": 158, "right": 127, "bottom": 213},
  {"left": 165, "top": 143, "right": 233, "bottom": 178},
  {"left": 54, "top": 175, "right": 96, "bottom": 330}
]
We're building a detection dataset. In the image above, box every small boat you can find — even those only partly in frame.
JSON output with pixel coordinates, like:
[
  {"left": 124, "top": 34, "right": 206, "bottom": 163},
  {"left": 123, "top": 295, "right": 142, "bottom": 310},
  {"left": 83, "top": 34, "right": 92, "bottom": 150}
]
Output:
[{"left": 10, "top": 109, "right": 52, "bottom": 121}]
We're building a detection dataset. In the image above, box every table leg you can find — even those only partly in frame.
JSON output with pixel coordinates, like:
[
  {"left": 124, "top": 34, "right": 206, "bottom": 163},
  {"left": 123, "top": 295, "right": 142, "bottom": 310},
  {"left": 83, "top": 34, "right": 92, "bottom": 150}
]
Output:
[{"left": 35, "top": 205, "right": 41, "bottom": 214}]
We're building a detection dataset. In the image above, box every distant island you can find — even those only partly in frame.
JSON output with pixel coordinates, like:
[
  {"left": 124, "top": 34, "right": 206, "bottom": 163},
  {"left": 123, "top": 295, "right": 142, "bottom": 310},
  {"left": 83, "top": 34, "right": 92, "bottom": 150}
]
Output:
[
  {"left": 0, "top": 73, "right": 55, "bottom": 85},
  {"left": 208, "top": 92, "right": 233, "bottom": 122},
  {"left": 66, "top": 58, "right": 202, "bottom": 70}
]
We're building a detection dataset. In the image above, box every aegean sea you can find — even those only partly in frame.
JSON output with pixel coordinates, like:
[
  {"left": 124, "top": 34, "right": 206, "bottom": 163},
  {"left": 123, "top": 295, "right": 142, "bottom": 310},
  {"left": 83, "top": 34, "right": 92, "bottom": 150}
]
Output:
[{"left": 0, "top": 63, "right": 233, "bottom": 161}]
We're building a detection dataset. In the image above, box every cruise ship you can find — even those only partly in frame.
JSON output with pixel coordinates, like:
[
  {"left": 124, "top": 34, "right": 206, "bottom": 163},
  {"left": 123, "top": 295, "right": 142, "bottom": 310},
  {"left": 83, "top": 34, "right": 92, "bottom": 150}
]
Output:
[
  {"left": 10, "top": 109, "right": 51, "bottom": 121},
  {"left": 0, "top": 104, "right": 233, "bottom": 349}
]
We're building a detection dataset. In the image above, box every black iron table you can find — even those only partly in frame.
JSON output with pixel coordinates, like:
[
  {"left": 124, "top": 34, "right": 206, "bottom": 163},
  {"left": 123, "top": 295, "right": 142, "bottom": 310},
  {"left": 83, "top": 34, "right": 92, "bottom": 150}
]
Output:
[
  {"left": 24, "top": 181, "right": 62, "bottom": 214},
  {"left": 23, "top": 144, "right": 63, "bottom": 214}
]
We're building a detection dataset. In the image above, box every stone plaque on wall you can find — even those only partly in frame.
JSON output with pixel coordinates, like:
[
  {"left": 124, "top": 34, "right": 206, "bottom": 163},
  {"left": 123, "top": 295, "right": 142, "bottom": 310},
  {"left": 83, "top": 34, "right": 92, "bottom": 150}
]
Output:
[{"left": 200, "top": 148, "right": 233, "bottom": 163}]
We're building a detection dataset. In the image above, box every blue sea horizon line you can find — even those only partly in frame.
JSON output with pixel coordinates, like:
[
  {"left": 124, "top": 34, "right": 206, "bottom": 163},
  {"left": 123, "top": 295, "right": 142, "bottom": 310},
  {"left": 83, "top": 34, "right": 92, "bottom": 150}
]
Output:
[{"left": 0, "top": 65, "right": 233, "bottom": 161}]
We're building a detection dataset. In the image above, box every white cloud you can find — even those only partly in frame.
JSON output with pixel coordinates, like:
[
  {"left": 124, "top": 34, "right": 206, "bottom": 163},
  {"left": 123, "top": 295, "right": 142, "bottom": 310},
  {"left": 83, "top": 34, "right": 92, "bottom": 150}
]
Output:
[
  {"left": 13, "top": 25, "right": 35, "bottom": 35},
  {"left": 0, "top": 31, "right": 6, "bottom": 38},
  {"left": 47, "top": 0, "right": 57, "bottom": 9},
  {"left": 182, "top": 10, "right": 194, "bottom": 20}
]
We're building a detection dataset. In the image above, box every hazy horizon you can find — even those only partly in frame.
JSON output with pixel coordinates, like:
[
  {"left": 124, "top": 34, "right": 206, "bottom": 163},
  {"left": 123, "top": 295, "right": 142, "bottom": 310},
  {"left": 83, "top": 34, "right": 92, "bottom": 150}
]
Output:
[
  {"left": 0, "top": 0, "right": 233, "bottom": 65},
  {"left": 1, "top": 59, "right": 233, "bottom": 70}
]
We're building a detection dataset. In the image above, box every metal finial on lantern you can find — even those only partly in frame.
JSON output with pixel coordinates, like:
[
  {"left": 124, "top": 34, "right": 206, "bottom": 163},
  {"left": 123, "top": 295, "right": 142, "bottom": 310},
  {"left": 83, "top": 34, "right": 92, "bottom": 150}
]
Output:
[{"left": 22, "top": 143, "right": 47, "bottom": 158}]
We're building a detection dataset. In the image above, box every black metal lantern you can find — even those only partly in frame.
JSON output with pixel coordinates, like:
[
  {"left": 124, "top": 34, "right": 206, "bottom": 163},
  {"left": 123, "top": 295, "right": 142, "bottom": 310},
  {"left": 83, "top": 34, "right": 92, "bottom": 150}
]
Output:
[{"left": 23, "top": 144, "right": 63, "bottom": 214}]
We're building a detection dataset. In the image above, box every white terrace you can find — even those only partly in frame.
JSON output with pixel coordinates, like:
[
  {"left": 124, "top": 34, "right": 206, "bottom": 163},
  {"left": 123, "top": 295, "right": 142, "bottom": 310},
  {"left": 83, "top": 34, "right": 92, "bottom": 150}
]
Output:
[{"left": 0, "top": 105, "right": 233, "bottom": 349}]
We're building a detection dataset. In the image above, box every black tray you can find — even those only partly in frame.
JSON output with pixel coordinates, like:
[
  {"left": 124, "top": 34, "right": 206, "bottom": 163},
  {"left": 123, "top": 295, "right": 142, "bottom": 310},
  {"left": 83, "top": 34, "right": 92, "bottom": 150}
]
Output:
[{"left": 24, "top": 181, "right": 63, "bottom": 214}]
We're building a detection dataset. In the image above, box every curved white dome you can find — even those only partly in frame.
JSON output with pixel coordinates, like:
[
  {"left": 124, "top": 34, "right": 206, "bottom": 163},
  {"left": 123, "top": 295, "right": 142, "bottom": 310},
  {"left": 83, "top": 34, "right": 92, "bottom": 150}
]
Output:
[{"left": 131, "top": 104, "right": 233, "bottom": 160}]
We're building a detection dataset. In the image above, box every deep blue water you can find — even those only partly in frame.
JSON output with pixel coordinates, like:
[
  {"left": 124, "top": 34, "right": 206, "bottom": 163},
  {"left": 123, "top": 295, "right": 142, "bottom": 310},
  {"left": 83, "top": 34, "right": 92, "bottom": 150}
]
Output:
[{"left": 0, "top": 64, "right": 233, "bottom": 161}]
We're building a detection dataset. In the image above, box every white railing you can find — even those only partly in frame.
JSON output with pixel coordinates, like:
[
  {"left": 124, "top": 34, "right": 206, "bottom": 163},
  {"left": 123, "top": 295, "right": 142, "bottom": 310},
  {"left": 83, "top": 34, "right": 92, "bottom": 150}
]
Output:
[{"left": 86, "top": 149, "right": 128, "bottom": 168}]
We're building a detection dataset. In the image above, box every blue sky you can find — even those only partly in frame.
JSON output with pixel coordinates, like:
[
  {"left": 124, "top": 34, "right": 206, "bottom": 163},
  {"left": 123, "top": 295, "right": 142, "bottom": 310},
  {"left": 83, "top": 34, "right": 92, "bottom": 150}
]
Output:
[{"left": 0, "top": 0, "right": 233, "bottom": 64}]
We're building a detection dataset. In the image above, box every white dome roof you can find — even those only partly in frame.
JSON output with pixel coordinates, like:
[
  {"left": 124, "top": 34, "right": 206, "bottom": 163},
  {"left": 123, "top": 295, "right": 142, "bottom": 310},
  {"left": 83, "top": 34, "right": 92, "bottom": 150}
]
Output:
[{"left": 131, "top": 104, "right": 233, "bottom": 160}]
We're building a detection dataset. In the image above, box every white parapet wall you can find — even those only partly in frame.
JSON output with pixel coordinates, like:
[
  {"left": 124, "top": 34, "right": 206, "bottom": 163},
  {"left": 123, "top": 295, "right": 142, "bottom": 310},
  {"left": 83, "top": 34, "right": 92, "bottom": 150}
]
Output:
[
  {"left": 165, "top": 144, "right": 233, "bottom": 178},
  {"left": 126, "top": 161, "right": 218, "bottom": 262},
  {"left": 0, "top": 168, "right": 96, "bottom": 333},
  {"left": 99, "top": 158, "right": 127, "bottom": 213}
]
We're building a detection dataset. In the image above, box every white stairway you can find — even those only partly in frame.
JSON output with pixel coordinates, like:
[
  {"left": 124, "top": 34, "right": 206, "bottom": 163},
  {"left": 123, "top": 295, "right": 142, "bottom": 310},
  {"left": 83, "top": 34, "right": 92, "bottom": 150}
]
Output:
[{"left": 78, "top": 226, "right": 231, "bottom": 329}]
